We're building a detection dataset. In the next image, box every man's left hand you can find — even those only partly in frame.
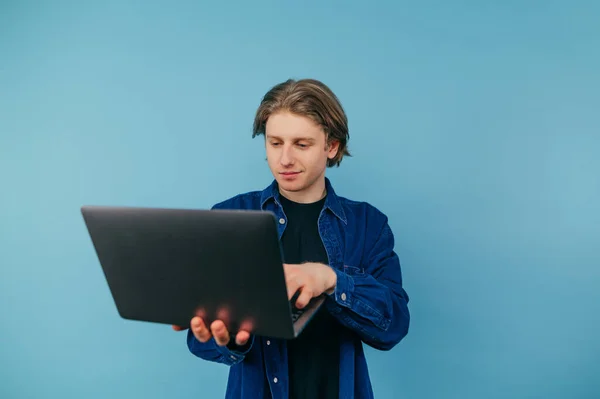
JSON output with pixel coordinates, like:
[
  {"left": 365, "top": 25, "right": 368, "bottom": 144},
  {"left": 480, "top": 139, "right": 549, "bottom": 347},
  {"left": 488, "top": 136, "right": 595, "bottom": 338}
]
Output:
[{"left": 284, "top": 262, "right": 337, "bottom": 309}]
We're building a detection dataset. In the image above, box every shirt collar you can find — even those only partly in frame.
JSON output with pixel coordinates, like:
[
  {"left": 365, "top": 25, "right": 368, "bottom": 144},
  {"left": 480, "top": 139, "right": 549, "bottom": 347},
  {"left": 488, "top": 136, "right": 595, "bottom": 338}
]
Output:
[{"left": 260, "top": 177, "right": 347, "bottom": 225}]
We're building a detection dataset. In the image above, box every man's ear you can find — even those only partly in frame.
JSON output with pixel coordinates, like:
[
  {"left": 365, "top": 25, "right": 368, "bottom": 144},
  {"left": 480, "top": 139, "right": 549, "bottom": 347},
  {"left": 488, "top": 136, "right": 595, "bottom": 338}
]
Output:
[{"left": 327, "top": 140, "right": 340, "bottom": 159}]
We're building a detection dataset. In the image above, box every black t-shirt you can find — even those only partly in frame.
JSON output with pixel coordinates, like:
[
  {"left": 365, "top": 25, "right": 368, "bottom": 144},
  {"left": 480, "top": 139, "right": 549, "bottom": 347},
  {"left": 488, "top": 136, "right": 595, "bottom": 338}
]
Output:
[{"left": 279, "top": 194, "right": 341, "bottom": 399}]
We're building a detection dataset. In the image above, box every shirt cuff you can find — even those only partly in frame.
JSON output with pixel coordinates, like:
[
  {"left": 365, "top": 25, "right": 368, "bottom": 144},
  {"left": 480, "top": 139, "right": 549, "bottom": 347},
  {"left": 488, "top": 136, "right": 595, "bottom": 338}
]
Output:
[
  {"left": 330, "top": 267, "right": 355, "bottom": 308},
  {"left": 215, "top": 335, "right": 254, "bottom": 363}
]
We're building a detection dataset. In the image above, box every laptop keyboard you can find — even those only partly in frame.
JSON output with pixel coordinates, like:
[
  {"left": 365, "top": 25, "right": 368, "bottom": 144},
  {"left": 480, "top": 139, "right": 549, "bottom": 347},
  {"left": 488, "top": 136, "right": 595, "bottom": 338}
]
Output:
[
  {"left": 290, "top": 291, "right": 306, "bottom": 323},
  {"left": 291, "top": 306, "right": 305, "bottom": 322}
]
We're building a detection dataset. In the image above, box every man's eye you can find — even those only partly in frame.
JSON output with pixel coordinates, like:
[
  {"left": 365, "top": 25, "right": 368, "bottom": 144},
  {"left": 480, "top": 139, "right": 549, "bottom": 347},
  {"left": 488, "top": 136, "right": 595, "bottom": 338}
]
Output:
[
  {"left": 270, "top": 142, "right": 281, "bottom": 147},
  {"left": 297, "top": 144, "right": 308, "bottom": 148}
]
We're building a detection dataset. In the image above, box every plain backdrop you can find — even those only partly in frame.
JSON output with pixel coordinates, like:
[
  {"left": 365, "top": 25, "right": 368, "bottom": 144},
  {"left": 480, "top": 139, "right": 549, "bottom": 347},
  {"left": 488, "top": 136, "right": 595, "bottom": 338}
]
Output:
[{"left": 1, "top": 1, "right": 599, "bottom": 398}]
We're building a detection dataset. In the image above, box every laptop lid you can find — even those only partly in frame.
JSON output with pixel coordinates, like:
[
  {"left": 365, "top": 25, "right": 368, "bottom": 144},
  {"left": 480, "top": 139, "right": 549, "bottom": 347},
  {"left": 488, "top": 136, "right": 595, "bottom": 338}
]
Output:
[{"left": 81, "top": 205, "right": 304, "bottom": 339}]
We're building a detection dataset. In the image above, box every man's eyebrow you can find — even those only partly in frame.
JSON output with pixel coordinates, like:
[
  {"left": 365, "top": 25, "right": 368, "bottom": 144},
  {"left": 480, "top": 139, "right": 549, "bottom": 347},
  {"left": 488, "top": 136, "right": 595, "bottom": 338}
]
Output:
[{"left": 266, "top": 134, "right": 316, "bottom": 142}]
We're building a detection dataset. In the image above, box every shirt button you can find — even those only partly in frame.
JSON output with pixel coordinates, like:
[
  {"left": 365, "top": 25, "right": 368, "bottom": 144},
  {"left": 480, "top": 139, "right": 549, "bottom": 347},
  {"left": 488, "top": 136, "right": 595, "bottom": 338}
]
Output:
[
  {"left": 279, "top": 218, "right": 285, "bottom": 224},
  {"left": 266, "top": 340, "right": 271, "bottom": 345},
  {"left": 341, "top": 293, "right": 347, "bottom": 301},
  {"left": 273, "top": 377, "right": 278, "bottom": 383},
  {"left": 230, "top": 355, "right": 236, "bottom": 360}
]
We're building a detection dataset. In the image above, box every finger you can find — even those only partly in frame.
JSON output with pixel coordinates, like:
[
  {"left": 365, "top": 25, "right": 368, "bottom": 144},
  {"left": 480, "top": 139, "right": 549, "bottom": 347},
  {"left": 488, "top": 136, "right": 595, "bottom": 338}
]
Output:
[
  {"left": 171, "top": 325, "right": 188, "bottom": 331},
  {"left": 191, "top": 317, "right": 212, "bottom": 343},
  {"left": 235, "top": 330, "right": 250, "bottom": 346},
  {"left": 286, "top": 275, "right": 302, "bottom": 301},
  {"left": 287, "top": 283, "right": 300, "bottom": 301},
  {"left": 211, "top": 320, "right": 230, "bottom": 346},
  {"left": 295, "top": 287, "right": 313, "bottom": 309},
  {"left": 216, "top": 307, "right": 231, "bottom": 326},
  {"left": 239, "top": 319, "right": 254, "bottom": 333}
]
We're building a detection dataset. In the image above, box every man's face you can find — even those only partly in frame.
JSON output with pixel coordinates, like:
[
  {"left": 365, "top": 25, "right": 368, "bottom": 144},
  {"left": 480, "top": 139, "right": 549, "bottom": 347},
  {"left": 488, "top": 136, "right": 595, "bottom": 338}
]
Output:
[{"left": 265, "top": 111, "right": 339, "bottom": 201}]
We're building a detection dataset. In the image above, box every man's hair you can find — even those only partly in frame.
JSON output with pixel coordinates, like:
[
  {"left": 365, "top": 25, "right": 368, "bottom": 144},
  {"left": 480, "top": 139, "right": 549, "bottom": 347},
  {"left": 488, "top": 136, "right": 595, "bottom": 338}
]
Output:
[{"left": 252, "top": 78, "right": 351, "bottom": 167}]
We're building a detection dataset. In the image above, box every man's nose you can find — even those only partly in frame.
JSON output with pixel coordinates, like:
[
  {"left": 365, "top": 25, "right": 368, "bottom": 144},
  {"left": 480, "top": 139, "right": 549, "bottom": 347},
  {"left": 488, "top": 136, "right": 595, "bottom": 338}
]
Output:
[{"left": 280, "top": 145, "right": 294, "bottom": 166}]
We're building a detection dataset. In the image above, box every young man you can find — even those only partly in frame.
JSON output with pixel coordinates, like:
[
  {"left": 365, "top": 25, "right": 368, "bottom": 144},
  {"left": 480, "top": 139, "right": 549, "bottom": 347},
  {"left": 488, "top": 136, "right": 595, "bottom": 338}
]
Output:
[{"left": 173, "top": 79, "right": 410, "bottom": 398}]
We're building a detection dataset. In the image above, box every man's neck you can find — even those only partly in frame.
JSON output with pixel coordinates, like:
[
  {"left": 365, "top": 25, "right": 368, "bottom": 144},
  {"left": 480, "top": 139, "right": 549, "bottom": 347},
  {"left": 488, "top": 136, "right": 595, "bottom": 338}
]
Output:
[{"left": 279, "top": 178, "right": 327, "bottom": 204}]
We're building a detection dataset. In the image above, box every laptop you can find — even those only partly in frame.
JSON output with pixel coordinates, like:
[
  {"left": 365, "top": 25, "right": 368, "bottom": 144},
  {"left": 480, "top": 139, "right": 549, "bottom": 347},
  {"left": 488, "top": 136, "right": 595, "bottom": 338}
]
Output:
[{"left": 80, "top": 205, "right": 325, "bottom": 340}]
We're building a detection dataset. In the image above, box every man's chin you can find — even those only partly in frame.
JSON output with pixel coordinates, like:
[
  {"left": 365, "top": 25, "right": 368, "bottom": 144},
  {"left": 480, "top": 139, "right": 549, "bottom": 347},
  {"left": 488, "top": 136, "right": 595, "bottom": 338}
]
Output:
[{"left": 276, "top": 178, "right": 304, "bottom": 192}]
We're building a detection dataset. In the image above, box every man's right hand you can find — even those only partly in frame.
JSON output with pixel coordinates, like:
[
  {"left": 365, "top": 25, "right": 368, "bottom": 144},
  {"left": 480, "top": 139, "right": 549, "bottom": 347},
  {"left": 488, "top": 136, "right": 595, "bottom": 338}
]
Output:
[{"left": 172, "top": 317, "right": 251, "bottom": 347}]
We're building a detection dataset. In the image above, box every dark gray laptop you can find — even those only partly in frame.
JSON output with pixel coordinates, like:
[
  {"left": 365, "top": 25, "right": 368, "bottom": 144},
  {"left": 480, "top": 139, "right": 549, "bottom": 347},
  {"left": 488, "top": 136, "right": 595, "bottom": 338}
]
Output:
[{"left": 80, "top": 205, "right": 325, "bottom": 340}]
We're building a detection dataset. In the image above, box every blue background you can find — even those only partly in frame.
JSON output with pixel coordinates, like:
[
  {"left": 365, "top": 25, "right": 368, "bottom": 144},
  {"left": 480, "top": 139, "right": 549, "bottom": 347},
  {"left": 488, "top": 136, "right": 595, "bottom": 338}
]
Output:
[{"left": 1, "top": 1, "right": 599, "bottom": 398}]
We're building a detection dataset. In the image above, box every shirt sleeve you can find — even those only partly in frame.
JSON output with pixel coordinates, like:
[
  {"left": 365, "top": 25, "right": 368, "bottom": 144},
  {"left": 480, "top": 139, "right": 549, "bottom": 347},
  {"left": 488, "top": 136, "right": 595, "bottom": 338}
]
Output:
[
  {"left": 325, "top": 219, "right": 410, "bottom": 351},
  {"left": 187, "top": 329, "right": 255, "bottom": 366}
]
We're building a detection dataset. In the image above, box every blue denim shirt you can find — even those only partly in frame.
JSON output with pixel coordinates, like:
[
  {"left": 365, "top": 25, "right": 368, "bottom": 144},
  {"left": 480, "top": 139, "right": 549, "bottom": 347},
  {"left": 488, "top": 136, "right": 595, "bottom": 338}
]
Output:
[{"left": 187, "top": 178, "right": 410, "bottom": 399}]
